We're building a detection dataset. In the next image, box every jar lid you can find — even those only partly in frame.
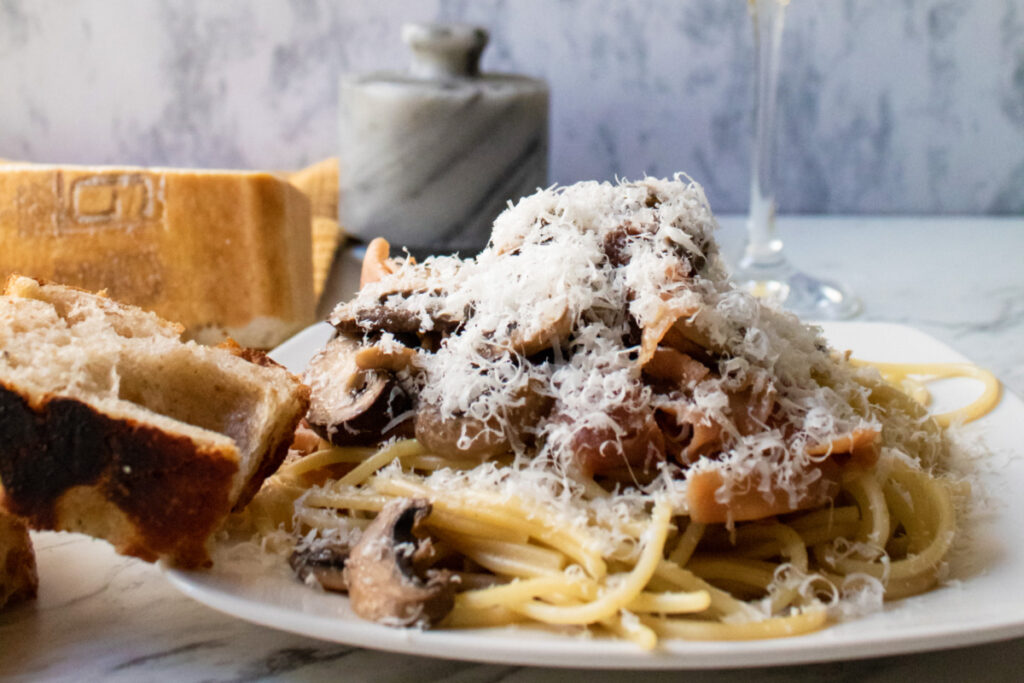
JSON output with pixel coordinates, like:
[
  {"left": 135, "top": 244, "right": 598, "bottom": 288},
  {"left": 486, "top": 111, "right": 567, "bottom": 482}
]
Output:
[{"left": 401, "top": 23, "right": 489, "bottom": 79}]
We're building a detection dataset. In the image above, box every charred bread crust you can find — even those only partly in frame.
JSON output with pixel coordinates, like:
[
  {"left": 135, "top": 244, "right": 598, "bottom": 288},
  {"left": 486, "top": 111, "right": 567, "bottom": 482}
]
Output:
[
  {"left": 0, "top": 509, "right": 37, "bottom": 609},
  {"left": 0, "top": 383, "right": 237, "bottom": 568},
  {"left": 218, "top": 337, "right": 288, "bottom": 370}
]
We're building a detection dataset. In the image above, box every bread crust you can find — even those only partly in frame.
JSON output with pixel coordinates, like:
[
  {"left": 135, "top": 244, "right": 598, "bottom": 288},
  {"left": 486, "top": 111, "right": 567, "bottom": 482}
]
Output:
[
  {"left": 214, "top": 338, "right": 311, "bottom": 509},
  {"left": 0, "top": 383, "right": 240, "bottom": 568},
  {"left": 0, "top": 508, "right": 37, "bottom": 609}
]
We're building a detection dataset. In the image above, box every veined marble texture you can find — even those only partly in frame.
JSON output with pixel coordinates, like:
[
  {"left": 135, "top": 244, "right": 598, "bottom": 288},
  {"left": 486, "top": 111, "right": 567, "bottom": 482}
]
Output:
[
  {"left": 338, "top": 23, "right": 549, "bottom": 252},
  {"left": 0, "top": 0, "right": 1021, "bottom": 216}
]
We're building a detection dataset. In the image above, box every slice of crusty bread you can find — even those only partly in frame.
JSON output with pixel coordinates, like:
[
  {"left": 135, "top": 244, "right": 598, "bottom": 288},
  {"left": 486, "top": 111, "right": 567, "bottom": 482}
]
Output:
[
  {"left": 0, "top": 506, "right": 37, "bottom": 609},
  {"left": 0, "top": 276, "right": 310, "bottom": 568},
  {"left": 0, "top": 163, "right": 315, "bottom": 349}
]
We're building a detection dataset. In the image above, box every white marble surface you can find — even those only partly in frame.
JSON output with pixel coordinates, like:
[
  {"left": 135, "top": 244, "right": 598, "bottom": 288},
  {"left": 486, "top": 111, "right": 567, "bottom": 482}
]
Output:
[
  {"left": 2, "top": 215, "right": 1023, "bottom": 682},
  {"left": 0, "top": 0, "right": 1022, "bottom": 215}
]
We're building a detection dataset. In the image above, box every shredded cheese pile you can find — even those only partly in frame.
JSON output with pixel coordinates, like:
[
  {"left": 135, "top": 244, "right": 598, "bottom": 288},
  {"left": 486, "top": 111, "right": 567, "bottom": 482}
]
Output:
[{"left": 334, "top": 176, "right": 882, "bottom": 516}]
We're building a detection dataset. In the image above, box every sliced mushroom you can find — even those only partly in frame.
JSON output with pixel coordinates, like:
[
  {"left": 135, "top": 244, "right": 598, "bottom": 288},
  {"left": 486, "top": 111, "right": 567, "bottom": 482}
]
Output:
[
  {"left": 343, "top": 498, "right": 455, "bottom": 627},
  {"left": 330, "top": 296, "right": 464, "bottom": 347},
  {"left": 503, "top": 299, "right": 572, "bottom": 357},
  {"left": 290, "top": 540, "right": 352, "bottom": 592},
  {"left": 475, "top": 294, "right": 573, "bottom": 358},
  {"left": 332, "top": 300, "right": 425, "bottom": 337},
  {"left": 354, "top": 344, "right": 418, "bottom": 373},
  {"left": 414, "top": 379, "right": 554, "bottom": 459},
  {"left": 331, "top": 240, "right": 464, "bottom": 343},
  {"left": 603, "top": 224, "right": 642, "bottom": 267},
  {"left": 414, "top": 403, "right": 508, "bottom": 460},
  {"left": 304, "top": 334, "right": 414, "bottom": 446}
]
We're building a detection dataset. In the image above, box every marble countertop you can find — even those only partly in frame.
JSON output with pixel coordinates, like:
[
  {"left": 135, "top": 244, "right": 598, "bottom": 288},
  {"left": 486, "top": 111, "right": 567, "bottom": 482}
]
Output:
[{"left": 3, "top": 216, "right": 1023, "bottom": 682}]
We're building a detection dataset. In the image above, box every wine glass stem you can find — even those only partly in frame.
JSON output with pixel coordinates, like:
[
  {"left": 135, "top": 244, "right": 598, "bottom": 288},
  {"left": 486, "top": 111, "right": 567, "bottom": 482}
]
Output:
[{"left": 743, "top": 0, "right": 789, "bottom": 269}]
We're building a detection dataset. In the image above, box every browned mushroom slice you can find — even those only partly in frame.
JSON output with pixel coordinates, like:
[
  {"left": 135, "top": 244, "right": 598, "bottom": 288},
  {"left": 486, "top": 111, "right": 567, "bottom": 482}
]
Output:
[
  {"left": 330, "top": 296, "right": 464, "bottom": 348},
  {"left": 344, "top": 498, "right": 455, "bottom": 627},
  {"left": 603, "top": 224, "right": 643, "bottom": 267},
  {"left": 289, "top": 540, "right": 351, "bottom": 593},
  {"left": 414, "top": 403, "right": 509, "bottom": 460},
  {"left": 604, "top": 222, "right": 699, "bottom": 279},
  {"left": 331, "top": 300, "right": 426, "bottom": 337},
  {"left": 354, "top": 344, "right": 418, "bottom": 373},
  {"left": 304, "top": 334, "right": 413, "bottom": 446},
  {"left": 414, "top": 379, "right": 554, "bottom": 459},
  {"left": 507, "top": 300, "right": 572, "bottom": 357},
  {"left": 331, "top": 241, "right": 463, "bottom": 343}
]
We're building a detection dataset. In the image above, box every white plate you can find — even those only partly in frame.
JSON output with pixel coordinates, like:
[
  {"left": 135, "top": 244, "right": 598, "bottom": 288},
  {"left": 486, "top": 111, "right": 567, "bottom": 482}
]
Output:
[{"left": 163, "top": 321, "right": 1024, "bottom": 669}]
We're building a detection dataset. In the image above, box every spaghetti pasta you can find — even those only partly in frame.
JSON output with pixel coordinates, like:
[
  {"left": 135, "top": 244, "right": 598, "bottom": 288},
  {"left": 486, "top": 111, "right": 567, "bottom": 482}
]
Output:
[
  {"left": 850, "top": 360, "right": 1001, "bottom": 426},
  {"left": 246, "top": 393, "right": 979, "bottom": 646}
]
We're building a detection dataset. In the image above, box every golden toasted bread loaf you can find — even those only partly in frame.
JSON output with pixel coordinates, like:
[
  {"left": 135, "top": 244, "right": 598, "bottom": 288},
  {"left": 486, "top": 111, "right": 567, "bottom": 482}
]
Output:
[
  {"left": 0, "top": 163, "right": 315, "bottom": 349},
  {"left": 0, "top": 276, "right": 310, "bottom": 567},
  {"left": 0, "top": 506, "right": 37, "bottom": 610}
]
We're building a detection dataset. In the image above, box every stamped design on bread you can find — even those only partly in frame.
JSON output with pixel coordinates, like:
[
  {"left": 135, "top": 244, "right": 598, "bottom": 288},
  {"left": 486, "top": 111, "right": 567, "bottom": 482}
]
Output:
[
  {"left": 0, "top": 164, "right": 314, "bottom": 348},
  {"left": 68, "top": 173, "right": 165, "bottom": 227}
]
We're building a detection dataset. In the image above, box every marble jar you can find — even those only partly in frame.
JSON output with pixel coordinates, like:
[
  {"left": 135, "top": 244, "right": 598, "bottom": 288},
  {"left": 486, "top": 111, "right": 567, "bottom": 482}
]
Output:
[{"left": 338, "top": 23, "right": 549, "bottom": 256}]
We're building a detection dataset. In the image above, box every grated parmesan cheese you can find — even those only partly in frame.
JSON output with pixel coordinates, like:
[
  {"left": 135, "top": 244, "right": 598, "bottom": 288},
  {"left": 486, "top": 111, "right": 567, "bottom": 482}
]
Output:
[{"left": 329, "top": 177, "right": 887, "bottom": 518}]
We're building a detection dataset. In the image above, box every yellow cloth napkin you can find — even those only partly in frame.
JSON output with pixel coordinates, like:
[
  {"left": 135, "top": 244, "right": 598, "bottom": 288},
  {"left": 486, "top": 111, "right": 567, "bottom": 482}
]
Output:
[{"left": 287, "top": 158, "right": 344, "bottom": 302}]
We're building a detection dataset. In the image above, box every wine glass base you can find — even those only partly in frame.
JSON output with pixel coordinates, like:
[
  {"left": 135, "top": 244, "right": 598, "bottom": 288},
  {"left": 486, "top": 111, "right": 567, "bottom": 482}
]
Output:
[{"left": 732, "top": 262, "right": 861, "bottom": 321}]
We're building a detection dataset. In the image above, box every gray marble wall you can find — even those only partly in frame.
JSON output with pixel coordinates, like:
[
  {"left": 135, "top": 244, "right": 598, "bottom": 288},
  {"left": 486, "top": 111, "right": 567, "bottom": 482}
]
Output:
[{"left": 0, "top": 0, "right": 1021, "bottom": 215}]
